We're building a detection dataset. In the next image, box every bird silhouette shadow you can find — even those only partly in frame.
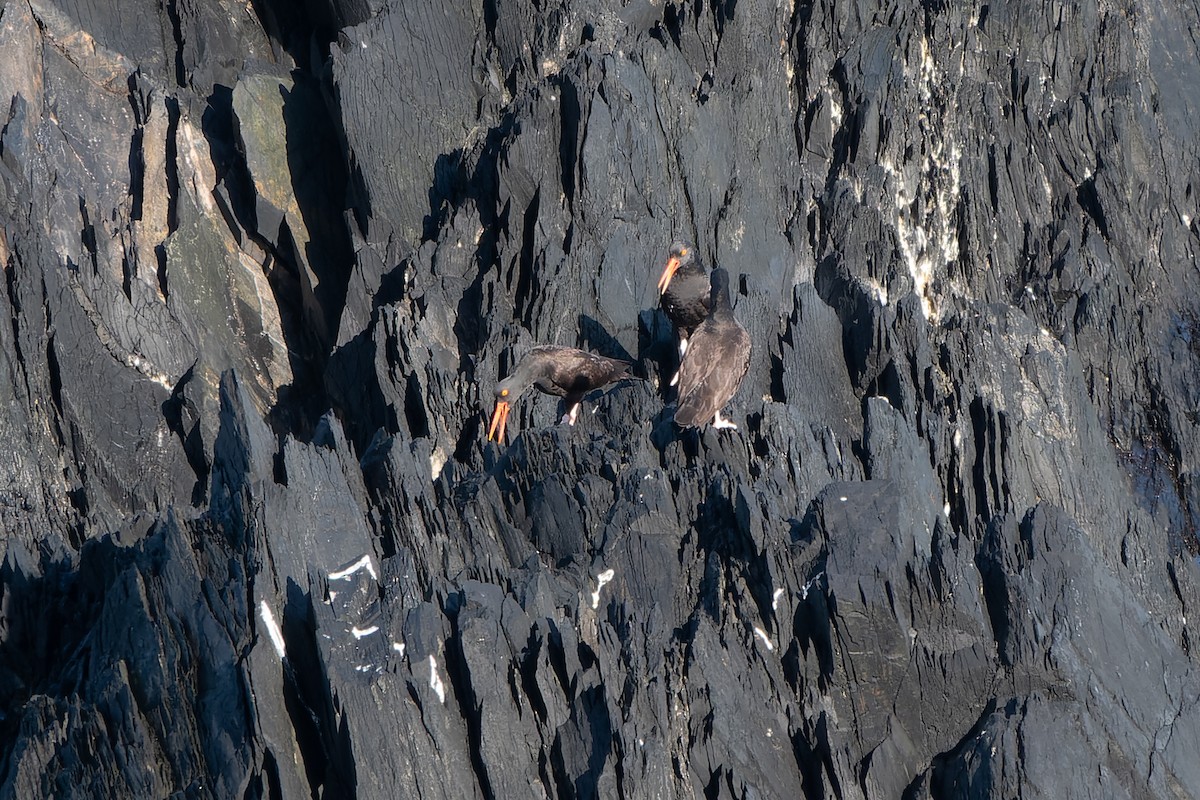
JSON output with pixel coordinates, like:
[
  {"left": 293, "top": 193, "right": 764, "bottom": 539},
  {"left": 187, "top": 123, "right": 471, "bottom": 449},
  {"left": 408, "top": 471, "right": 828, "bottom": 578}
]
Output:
[{"left": 577, "top": 314, "right": 636, "bottom": 365}]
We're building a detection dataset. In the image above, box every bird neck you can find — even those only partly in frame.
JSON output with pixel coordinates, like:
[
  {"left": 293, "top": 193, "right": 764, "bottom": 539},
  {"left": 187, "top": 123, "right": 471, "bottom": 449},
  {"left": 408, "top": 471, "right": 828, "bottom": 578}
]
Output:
[
  {"left": 500, "top": 354, "right": 555, "bottom": 398},
  {"left": 709, "top": 268, "right": 733, "bottom": 310},
  {"left": 678, "top": 256, "right": 704, "bottom": 278},
  {"left": 497, "top": 371, "right": 534, "bottom": 400},
  {"left": 711, "top": 290, "right": 736, "bottom": 320}
]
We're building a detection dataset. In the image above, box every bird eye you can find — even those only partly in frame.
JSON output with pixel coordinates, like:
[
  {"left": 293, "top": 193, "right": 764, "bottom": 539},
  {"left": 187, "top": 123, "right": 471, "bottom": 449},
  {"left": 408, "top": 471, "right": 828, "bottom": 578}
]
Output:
[
  {"left": 500, "top": 389, "right": 508, "bottom": 397},
  {"left": 681, "top": 248, "right": 689, "bottom": 256}
]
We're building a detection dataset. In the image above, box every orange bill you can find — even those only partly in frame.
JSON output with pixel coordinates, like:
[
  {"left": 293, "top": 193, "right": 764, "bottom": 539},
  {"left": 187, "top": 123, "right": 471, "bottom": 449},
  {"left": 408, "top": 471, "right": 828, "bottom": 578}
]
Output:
[
  {"left": 487, "top": 400, "right": 511, "bottom": 442},
  {"left": 657, "top": 256, "right": 681, "bottom": 294}
]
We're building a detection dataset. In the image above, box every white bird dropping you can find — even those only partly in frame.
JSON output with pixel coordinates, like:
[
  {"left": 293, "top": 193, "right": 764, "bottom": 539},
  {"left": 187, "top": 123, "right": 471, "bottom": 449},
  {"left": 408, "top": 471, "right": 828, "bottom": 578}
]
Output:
[
  {"left": 591, "top": 569, "right": 616, "bottom": 609},
  {"left": 259, "top": 601, "right": 286, "bottom": 658}
]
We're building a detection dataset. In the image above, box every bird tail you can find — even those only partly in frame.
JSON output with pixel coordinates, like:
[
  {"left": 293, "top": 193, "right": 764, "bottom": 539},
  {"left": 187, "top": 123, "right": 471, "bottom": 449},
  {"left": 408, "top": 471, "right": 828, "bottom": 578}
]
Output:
[
  {"left": 612, "top": 360, "right": 642, "bottom": 381},
  {"left": 672, "top": 397, "right": 705, "bottom": 427}
]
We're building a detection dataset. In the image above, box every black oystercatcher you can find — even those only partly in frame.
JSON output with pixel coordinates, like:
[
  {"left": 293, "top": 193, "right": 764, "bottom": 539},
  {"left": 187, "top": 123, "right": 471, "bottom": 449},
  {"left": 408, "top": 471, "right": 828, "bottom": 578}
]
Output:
[
  {"left": 487, "top": 345, "right": 634, "bottom": 441},
  {"left": 673, "top": 268, "right": 751, "bottom": 430},
  {"left": 657, "top": 242, "right": 711, "bottom": 367}
]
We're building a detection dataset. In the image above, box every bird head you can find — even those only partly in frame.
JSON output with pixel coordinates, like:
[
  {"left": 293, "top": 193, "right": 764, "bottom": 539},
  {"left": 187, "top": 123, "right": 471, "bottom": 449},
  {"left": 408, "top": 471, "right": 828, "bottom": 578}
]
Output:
[
  {"left": 487, "top": 385, "right": 514, "bottom": 441},
  {"left": 657, "top": 242, "right": 692, "bottom": 294}
]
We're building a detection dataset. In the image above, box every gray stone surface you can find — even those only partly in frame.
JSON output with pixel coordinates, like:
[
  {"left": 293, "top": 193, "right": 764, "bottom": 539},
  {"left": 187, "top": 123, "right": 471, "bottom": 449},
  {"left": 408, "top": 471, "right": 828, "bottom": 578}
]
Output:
[{"left": 1, "top": 0, "right": 1199, "bottom": 797}]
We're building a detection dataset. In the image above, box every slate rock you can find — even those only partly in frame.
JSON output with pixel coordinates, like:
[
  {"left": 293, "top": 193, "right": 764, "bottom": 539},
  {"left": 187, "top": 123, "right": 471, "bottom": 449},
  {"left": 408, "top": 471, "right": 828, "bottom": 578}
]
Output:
[{"left": 3, "top": 0, "right": 1200, "bottom": 798}]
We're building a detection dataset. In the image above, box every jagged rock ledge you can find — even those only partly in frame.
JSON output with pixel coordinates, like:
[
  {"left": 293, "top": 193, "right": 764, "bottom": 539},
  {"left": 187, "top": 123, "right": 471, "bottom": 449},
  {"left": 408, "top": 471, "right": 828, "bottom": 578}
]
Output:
[{"left": 1, "top": 0, "right": 1199, "bottom": 797}]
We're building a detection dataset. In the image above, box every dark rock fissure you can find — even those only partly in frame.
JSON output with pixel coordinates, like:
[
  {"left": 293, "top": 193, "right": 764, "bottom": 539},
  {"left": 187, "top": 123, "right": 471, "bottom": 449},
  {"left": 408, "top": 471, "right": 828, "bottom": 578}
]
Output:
[{"left": 1, "top": 0, "right": 1199, "bottom": 797}]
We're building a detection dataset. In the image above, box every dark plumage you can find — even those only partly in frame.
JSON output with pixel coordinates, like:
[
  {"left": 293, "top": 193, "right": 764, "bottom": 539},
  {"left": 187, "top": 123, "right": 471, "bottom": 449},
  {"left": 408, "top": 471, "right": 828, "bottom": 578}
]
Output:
[
  {"left": 673, "top": 268, "right": 751, "bottom": 430},
  {"left": 657, "top": 241, "right": 711, "bottom": 359},
  {"left": 487, "top": 345, "right": 634, "bottom": 441}
]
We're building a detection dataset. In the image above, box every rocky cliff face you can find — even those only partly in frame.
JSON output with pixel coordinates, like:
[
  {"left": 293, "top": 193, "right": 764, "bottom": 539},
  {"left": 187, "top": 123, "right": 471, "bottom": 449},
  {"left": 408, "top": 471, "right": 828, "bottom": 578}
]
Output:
[{"left": 2, "top": 0, "right": 1199, "bottom": 797}]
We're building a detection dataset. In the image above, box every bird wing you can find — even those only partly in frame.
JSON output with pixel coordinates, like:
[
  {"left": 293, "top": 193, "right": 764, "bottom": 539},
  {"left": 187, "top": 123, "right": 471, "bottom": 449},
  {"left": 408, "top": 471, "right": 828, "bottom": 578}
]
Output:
[
  {"left": 536, "top": 346, "right": 631, "bottom": 395},
  {"left": 674, "top": 322, "right": 751, "bottom": 427}
]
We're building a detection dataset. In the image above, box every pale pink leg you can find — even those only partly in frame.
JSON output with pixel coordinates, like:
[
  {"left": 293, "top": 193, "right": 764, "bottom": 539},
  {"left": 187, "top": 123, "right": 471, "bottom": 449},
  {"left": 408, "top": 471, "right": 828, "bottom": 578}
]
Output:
[
  {"left": 712, "top": 410, "right": 738, "bottom": 430},
  {"left": 561, "top": 403, "right": 581, "bottom": 426}
]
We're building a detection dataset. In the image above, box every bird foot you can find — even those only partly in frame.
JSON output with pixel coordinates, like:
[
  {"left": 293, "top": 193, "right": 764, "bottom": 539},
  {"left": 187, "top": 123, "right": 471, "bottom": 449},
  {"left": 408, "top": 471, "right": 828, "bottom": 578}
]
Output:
[{"left": 712, "top": 410, "right": 738, "bottom": 430}]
